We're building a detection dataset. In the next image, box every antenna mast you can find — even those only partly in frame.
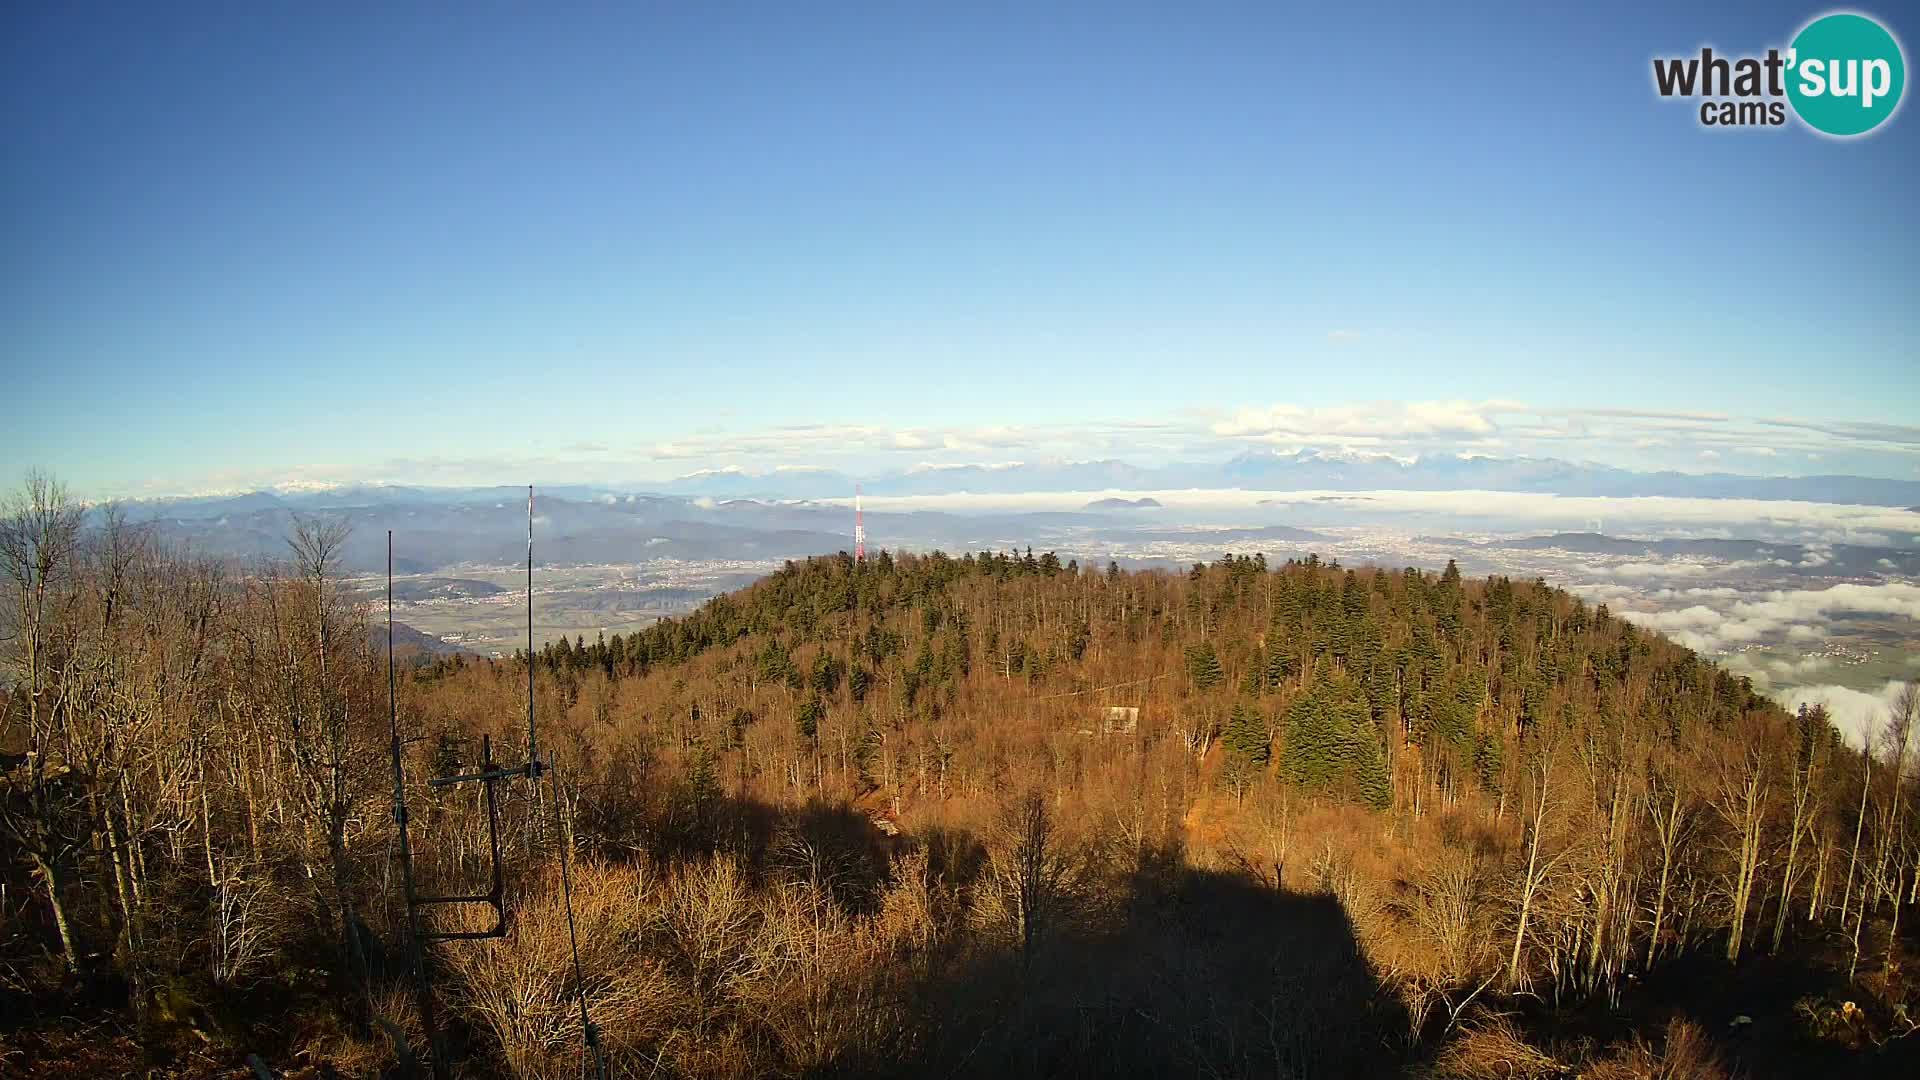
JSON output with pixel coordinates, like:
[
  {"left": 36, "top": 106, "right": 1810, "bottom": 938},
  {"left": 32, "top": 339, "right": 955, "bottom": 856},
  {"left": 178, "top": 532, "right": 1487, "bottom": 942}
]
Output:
[
  {"left": 527, "top": 485, "right": 541, "bottom": 778},
  {"left": 854, "top": 484, "right": 865, "bottom": 562},
  {"left": 384, "top": 489, "right": 565, "bottom": 1077}
]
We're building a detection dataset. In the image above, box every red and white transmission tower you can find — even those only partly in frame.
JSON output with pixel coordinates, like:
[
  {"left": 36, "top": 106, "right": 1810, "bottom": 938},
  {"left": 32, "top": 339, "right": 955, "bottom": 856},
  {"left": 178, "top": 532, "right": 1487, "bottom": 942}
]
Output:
[{"left": 854, "top": 484, "right": 866, "bottom": 561}]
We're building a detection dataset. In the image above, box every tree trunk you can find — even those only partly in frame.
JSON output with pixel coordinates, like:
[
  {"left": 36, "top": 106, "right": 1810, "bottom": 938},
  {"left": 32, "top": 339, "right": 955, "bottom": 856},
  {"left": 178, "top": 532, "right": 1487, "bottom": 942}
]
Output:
[
  {"left": 1809, "top": 831, "right": 1830, "bottom": 922},
  {"left": 1508, "top": 825, "right": 1541, "bottom": 988},
  {"left": 1647, "top": 785, "right": 1682, "bottom": 969},
  {"left": 1841, "top": 758, "right": 1871, "bottom": 931},
  {"left": 1772, "top": 760, "right": 1817, "bottom": 953},
  {"left": 34, "top": 854, "right": 79, "bottom": 975},
  {"left": 119, "top": 779, "right": 146, "bottom": 906},
  {"left": 1887, "top": 866, "right": 1906, "bottom": 976},
  {"left": 326, "top": 815, "right": 371, "bottom": 995},
  {"left": 1721, "top": 760, "right": 1766, "bottom": 965}
]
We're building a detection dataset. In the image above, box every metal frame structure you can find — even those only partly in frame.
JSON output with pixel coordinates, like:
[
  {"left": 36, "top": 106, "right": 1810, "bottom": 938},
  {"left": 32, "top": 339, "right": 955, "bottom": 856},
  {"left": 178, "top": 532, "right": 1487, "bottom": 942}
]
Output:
[{"left": 385, "top": 487, "right": 603, "bottom": 1080}]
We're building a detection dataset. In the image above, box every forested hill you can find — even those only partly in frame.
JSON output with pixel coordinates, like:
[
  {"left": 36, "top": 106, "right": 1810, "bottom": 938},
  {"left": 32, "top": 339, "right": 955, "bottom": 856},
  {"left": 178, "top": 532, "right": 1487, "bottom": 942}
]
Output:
[
  {"left": 457, "top": 549, "right": 1905, "bottom": 1076},
  {"left": 519, "top": 547, "right": 1787, "bottom": 816}
]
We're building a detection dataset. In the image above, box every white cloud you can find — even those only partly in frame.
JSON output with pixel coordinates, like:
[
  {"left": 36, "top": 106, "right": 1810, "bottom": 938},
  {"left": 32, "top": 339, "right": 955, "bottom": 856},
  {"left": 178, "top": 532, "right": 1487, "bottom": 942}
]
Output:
[
  {"left": 1760, "top": 417, "right": 1920, "bottom": 451},
  {"left": 115, "top": 396, "right": 1920, "bottom": 502},
  {"left": 1779, "top": 681, "right": 1914, "bottom": 750},
  {"left": 1212, "top": 400, "right": 1528, "bottom": 441},
  {"left": 1564, "top": 407, "right": 1730, "bottom": 423},
  {"left": 907, "top": 461, "right": 1026, "bottom": 473},
  {"left": 1650, "top": 586, "right": 1745, "bottom": 600},
  {"left": 1736, "top": 581, "right": 1920, "bottom": 623},
  {"left": 939, "top": 427, "right": 1032, "bottom": 452},
  {"left": 1580, "top": 559, "right": 1765, "bottom": 579},
  {"left": 1616, "top": 581, "right": 1920, "bottom": 657},
  {"left": 1620, "top": 604, "right": 1725, "bottom": 633},
  {"left": 851, "top": 487, "right": 1920, "bottom": 542}
]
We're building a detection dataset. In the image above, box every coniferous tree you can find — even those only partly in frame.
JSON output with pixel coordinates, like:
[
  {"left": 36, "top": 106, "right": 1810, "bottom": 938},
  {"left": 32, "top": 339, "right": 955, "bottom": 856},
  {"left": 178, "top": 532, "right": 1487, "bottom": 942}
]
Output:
[
  {"left": 796, "top": 694, "right": 823, "bottom": 743},
  {"left": 1186, "top": 642, "right": 1224, "bottom": 691},
  {"left": 1223, "top": 703, "right": 1271, "bottom": 766},
  {"left": 1281, "top": 682, "right": 1338, "bottom": 789},
  {"left": 1265, "top": 645, "right": 1292, "bottom": 690},
  {"left": 1349, "top": 716, "right": 1393, "bottom": 810}
]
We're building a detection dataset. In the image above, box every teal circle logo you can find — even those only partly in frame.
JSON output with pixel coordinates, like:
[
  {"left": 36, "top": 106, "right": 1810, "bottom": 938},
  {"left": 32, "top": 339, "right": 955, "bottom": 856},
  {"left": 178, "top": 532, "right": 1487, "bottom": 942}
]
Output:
[{"left": 1786, "top": 13, "right": 1906, "bottom": 136}]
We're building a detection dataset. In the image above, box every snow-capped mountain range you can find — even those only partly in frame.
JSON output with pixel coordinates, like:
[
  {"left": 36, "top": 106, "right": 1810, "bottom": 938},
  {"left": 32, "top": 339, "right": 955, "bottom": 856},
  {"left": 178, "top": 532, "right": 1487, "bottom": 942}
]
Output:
[{"left": 652, "top": 449, "right": 1920, "bottom": 505}]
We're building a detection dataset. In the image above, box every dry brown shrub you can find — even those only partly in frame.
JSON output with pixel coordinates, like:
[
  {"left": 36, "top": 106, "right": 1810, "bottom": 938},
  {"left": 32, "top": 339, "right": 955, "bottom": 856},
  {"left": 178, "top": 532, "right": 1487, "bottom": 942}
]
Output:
[
  {"left": 205, "top": 859, "right": 300, "bottom": 991},
  {"left": 877, "top": 846, "right": 942, "bottom": 951},
  {"left": 302, "top": 1024, "right": 399, "bottom": 1078},
  {"left": 664, "top": 1022, "right": 760, "bottom": 1080},
  {"left": 1364, "top": 833, "right": 1506, "bottom": 1043},
  {"left": 367, "top": 982, "right": 424, "bottom": 1071},
  {"left": 284, "top": 981, "right": 421, "bottom": 1078},
  {"left": 1585, "top": 1018, "right": 1732, "bottom": 1080},
  {"left": 445, "top": 859, "right": 675, "bottom": 1080},
  {"left": 969, "top": 787, "right": 1105, "bottom": 951},
  {"left": 1408, "top": 848, "right": 1498, "bottom": 986},
  {"left": 1428, "top": 1015, "right": 1563, "bottom": 1079},
  {"left": 659, "top": 854, "right": 760, "bottom": 1009},
  {"left": 740, "top": 882, "right": 904, "bottom": 1071}
]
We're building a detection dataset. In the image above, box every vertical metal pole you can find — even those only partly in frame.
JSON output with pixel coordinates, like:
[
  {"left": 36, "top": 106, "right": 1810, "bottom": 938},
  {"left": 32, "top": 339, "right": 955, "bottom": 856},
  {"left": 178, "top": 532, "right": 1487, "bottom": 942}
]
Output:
[
  {"left": 389, "top": 533, "right": 447, "bottom": 1079},
  {"left": 528, "top": 485, "right": 540, "bottom": 780},
  {"left": 548, "top": 758, "right": 608, "bottom": 1080},
  {"left": 482, "top": 734, "right": 504, "bottom": 916}
]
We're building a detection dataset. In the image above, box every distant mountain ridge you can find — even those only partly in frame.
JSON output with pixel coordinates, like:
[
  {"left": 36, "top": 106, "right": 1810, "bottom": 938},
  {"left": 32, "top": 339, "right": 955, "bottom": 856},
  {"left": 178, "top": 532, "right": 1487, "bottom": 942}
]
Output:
[
  {"left": 110, "top": 491, "right": 1135, "bottom": 574},
  {"left": 652, "top": 449, "right": 1920, "bottom": 506},
  {"left": 117, "top": 494, "right": 853, "bottom": 573},
  {"left": 99, "top": 452, "right": 1920, "bottom": 576},
  {"left": 121, "top": 450, "right": 1920, "bottom": 510}
]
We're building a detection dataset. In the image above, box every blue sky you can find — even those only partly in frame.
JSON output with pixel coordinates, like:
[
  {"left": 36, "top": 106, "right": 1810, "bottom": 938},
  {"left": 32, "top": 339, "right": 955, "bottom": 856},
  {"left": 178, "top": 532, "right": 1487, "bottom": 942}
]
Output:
[{"left": 4, "top": 2, "right": 1916, "bottom": 497}]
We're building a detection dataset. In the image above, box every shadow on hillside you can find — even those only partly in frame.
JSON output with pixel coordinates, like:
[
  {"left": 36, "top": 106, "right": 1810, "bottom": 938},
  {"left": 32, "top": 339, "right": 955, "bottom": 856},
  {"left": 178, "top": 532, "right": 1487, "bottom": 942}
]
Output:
[
  {"left": 1514, "top": 927, "right": 1920, "bottom": 1080},
  {"left": 621, "top": 790, "right": 1407, "bottom": 1077},
  {"left": 900, "top": 858, "right": 1407, "bottom": 1079}
]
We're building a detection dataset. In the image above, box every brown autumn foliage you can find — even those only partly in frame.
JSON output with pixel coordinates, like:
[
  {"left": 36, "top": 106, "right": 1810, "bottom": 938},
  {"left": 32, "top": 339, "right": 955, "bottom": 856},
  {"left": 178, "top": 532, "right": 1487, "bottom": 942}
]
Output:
[{"left": 4, "top": 471, "right": 1919, "bottom": 1078}]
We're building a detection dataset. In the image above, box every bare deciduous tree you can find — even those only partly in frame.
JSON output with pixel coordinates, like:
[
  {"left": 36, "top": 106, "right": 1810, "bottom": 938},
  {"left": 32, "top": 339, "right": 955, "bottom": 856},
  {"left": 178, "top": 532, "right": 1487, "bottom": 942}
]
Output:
[{"left": 0, "top": 471, "right": 87, "bottom": 971}]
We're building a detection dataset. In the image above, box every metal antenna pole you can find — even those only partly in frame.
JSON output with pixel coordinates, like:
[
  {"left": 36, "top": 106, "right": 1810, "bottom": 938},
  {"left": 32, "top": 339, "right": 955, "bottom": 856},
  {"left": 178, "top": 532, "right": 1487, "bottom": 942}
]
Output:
[
  {"left": 418, "top": 491, "right": 540, "bottom": 932},
  {"left": 528, "top": 485, "right": 541, "bottom": 780},
  {"left": 389, "top": 532, "right": 447, "bottom": 1079},
  {"left": 548, "top": 757, "right": 608, "bottom": 1080},
  {"left": 377, "top": 490, "right": 570, "bottom": 1075}
]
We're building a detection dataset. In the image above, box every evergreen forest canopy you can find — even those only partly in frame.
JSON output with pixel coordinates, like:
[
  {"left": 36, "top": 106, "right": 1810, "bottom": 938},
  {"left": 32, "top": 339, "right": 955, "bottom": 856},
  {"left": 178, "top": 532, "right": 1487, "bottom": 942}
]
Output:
[{"left": 3, "top": 471, "right": 1918, "bottom": 1079}]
